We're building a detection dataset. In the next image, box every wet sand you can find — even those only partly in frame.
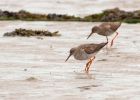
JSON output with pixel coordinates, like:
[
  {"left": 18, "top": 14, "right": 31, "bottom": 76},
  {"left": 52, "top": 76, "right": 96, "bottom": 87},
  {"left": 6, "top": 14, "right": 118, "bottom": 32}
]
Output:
[{"left": 0, "top": 21, "right": 140, "bottom": 100}]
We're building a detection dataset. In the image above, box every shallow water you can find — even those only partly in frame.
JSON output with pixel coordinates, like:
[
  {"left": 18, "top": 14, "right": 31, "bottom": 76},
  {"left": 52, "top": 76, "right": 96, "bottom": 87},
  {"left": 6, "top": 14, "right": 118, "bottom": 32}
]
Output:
[
  {"left": 1, "top": 0, "right": 140, "bottom": 16},
  {"left": 0, "top": 1, "right": 140, "bottom": 99},
  {"left": 0, "top": 21, "right": 140, "bottom": 100}
]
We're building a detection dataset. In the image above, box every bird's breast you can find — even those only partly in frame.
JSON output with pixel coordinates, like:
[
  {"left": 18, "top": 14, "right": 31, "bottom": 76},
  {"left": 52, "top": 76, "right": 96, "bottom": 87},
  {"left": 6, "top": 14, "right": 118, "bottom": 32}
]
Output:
[{"left": 74, "top": 50, "right": 88, "bottom": 60}]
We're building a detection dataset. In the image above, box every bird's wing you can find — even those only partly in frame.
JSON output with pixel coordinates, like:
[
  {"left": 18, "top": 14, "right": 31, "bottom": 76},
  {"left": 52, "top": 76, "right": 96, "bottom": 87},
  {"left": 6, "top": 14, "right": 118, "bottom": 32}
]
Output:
[
  {"left": 110, "top": 22, "right": 122, "bottom": 31},
  {"left": 80, "top": 43, "right": 106, "bottom": 54},
  {"left": 100, "top": 22, "right": 112, "bottom": 30},
  {"left": 101, "top": 22, "right": 121, "bottom": 31}
]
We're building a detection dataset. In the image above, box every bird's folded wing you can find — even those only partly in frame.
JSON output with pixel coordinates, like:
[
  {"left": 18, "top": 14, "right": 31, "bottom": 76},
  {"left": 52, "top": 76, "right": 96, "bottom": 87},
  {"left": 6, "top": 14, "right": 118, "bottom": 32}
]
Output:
[
  {"left": 100, "top": 22, "right": 110, "bottom": 26},
  {"left": 101, "top": 24, "right": 111, "bottom": 30},
  {"left": 82, "top": 44, "right": 103, "bottom": 54}
]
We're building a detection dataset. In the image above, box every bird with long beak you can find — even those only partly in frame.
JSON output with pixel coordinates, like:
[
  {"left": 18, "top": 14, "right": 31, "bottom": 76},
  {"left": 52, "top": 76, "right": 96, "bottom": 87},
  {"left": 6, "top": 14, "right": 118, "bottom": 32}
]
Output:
[
  {"left": 87, "top": 22, "right": 121, "bottom": 47},
  {"left": 65, "top": 42, "right": 108, "bottom": 73}
]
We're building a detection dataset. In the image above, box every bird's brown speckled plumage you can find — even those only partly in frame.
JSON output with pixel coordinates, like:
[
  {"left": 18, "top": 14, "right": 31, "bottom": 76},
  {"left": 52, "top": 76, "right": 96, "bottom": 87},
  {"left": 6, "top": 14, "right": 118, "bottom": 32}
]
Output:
[
  {"left": 77, "top": 43, "right": 107, "bottom": 55},
  {"left": 98, "top": 22, "right": 121, "bottom": 35}
]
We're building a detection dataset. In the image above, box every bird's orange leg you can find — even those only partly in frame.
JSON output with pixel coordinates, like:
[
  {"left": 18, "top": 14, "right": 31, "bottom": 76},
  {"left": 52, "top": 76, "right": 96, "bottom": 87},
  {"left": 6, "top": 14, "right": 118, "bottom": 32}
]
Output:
[
  {"left": 86, "top": 56, "right": 95, "bottom": 73},
  {"left": 85, "top": 58, "right": 92, "bottom": 72},
  {"left": 110, "top": 32, "right": 119, "bottom": 47}
]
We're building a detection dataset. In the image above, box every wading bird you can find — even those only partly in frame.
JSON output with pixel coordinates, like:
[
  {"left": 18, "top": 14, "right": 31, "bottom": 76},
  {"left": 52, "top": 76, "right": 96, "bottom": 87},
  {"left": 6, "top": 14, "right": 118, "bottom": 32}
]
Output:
[
  {"left": 65, "top": 42, "right": 107, "bottom": 73},
  {"left": 87, "top": 22, "right": 121, "bottom": 47}
]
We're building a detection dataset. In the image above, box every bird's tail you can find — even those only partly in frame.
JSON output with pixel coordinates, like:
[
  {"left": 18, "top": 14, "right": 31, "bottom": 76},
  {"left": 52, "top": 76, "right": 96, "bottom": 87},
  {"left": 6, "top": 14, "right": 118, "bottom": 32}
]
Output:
[
  {"left": 93, "top": 42, "right": 108, "bottom": 52},
  {"left": 101, "top": 42, "right": 108, "bottom": 47},
  {"left": 99, "top": 42, "right": 108, "bottom": 50}
]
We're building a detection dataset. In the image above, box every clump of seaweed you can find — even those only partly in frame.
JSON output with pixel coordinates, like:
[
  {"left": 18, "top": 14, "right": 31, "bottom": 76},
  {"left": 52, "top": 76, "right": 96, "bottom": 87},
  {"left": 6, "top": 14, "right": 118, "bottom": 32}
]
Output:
[
  {"left": 26, "top": 77, "right": 38, "bottom": 81},
  {"left": 1, "top": 8, "right": 140, "bottom": 23},
  {"left": 3, "top": 28, "right": 61, "bottom": 37},
  {"left": 83, "top": 13, "right": 104, "bottom": 22},
  {"left": 0, "top": 9, "right": 81, "bottom": 21},
  {"left": 47, "top": 14, "right": 82, "bottom": 21},
  {"left": 83, "top": 8, "right": 140, "bottom": 23}
]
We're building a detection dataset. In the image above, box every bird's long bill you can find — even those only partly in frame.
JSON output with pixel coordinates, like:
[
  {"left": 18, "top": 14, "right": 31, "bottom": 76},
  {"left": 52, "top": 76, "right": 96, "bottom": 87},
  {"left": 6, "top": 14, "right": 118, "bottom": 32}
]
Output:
[
  {"left": 87, "top": 32, "right": 93, "bottom": 39},
  {"left": 65, "top": 54, "right": 72, "bottom": 62}
]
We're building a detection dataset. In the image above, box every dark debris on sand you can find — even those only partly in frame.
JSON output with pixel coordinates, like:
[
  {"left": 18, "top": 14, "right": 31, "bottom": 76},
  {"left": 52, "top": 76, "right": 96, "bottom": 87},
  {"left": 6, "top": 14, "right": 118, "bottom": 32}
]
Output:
[
  {"left": 3, "top": 28, "right": 61, "bottom": 37},
  {"left": 84, "top": 8, "right": 140, "bottom": 23},
  {"left": 0, "top": 9, "right": 81, "bottom": 21},
  {"left": 26, "top": 77, "right": 38, "bottom": 81},
  {"left": 1, "top": 8, "right": 140, "bottom": 23}
]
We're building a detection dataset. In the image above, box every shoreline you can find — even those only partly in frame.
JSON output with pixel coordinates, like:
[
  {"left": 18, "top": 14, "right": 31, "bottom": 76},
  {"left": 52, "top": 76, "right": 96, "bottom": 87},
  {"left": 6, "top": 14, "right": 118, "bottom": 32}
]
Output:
[{"left": 0, "top": 8, "right": 140, "bottom": 23}]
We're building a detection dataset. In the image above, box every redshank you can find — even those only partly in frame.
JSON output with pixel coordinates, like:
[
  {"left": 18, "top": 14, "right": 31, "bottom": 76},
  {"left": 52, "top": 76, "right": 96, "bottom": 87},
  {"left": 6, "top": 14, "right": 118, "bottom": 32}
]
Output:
[
  {"left": 87, "top": 22, "right": 121, "bottom": 47},
  {"left": 65, "top": 42, "right": 108, "bottom": 73}
]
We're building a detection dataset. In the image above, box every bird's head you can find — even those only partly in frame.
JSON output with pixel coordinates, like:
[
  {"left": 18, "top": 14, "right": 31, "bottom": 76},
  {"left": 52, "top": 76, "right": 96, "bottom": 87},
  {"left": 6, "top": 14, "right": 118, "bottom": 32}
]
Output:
[
  {"left": 87, "top": 26, "right": 99, "bottom": 39},
  {"left": 65, "top": 48, "right": 76, "bottom": 62}
]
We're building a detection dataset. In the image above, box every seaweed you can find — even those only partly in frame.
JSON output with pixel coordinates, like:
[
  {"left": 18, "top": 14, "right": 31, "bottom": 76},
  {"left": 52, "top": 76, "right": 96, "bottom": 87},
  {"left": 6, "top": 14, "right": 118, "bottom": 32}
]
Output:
[
  {"left": 3, "top": 28, "right": 61, "bottom": 37},
  {"left": 0, "top": 9, "right": 81, "bottom": 21},
  {"left": 1, "top": 8, "right": 140, "bottom": 23}
]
